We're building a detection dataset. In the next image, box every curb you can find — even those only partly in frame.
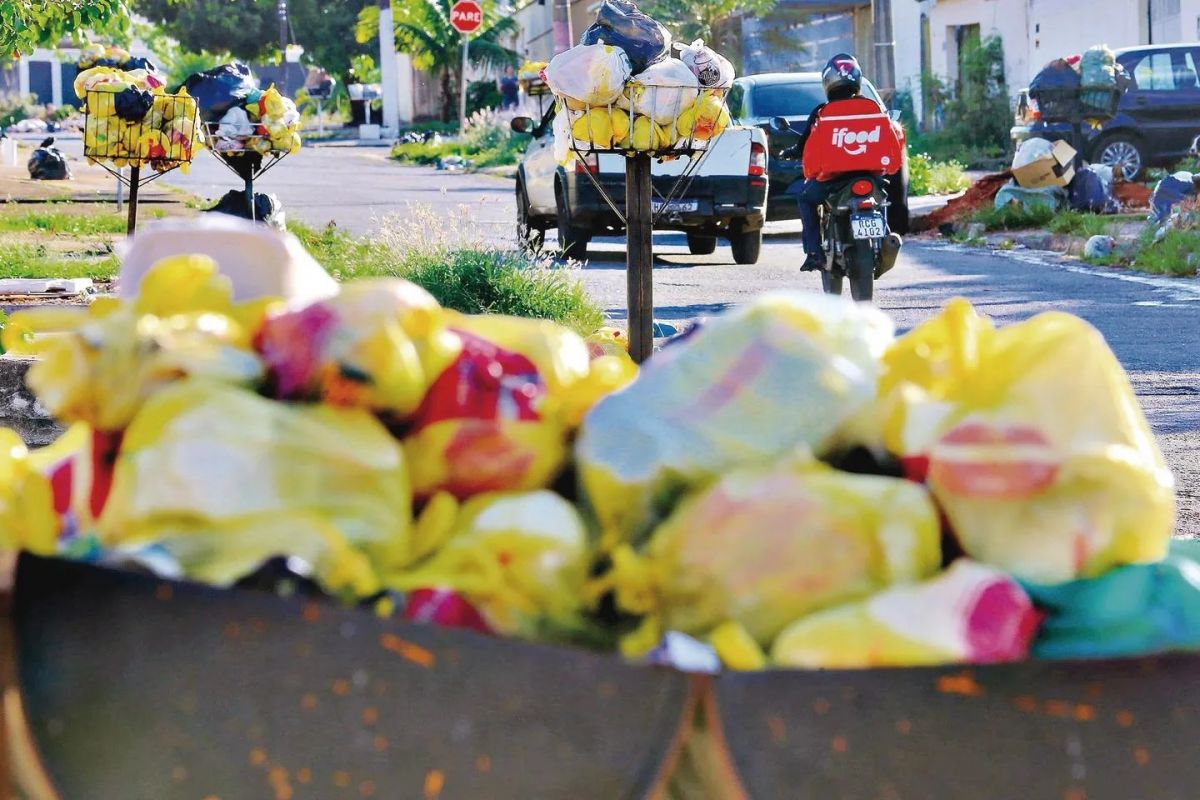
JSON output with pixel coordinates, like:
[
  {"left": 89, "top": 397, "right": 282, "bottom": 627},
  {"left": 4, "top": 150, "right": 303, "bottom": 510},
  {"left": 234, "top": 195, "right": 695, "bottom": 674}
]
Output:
[{"left": 0, "top": 356, "right": 63, "bottom": 447}]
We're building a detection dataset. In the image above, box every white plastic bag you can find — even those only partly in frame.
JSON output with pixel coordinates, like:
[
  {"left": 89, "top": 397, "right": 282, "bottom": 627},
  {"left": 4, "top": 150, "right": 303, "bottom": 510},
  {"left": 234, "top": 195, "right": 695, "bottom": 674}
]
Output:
[
  {"left": 552, "top": 109, "right": 577, "bottom": 166},
  {"left": 1012, "top": 137, "right": 1054, "bottom": 170},
  {"left": 544, "top": 44, "right": 632, "bottom": 107},
  {"left": 625, "top": 59, "right": 700, "bottom": 126},
  {"left": 216, "top": 107, "right": 254, "bottom": 138},
  {"left": 676, "top": 40, "right": 734, "bottom": 89}
]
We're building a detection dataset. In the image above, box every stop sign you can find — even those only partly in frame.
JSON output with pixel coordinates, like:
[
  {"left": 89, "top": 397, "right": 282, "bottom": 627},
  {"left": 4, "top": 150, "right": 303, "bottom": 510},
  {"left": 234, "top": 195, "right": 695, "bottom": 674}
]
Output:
[{"left": 450, "top": 0, "right": 483, "bottom": 34}]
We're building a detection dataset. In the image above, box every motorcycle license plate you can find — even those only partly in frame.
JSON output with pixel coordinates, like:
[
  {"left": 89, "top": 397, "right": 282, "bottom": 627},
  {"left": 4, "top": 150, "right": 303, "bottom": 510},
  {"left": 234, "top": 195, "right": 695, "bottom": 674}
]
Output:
[
  {"left": 652, "top": 199, "right": 699, "bottom": 214},
  {"left": 851, "top": 214, "right": 886, "bottom": 240}
]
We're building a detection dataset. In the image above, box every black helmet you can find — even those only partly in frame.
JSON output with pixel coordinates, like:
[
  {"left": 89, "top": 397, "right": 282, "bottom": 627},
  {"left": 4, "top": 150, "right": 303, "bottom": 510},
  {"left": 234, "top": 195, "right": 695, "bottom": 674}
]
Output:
[{"left": 822, "top": 54, "right": 862, "bottom": 101}]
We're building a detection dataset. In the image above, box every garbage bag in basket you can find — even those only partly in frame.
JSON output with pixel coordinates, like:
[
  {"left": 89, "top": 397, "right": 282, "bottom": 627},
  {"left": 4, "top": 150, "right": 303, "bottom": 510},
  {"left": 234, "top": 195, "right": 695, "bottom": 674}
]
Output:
[
  {"left": 677, "top": 39, "right": 735, "bottom": 89},
  {"left": 181, "top": 62, "right": 258, "bottom": 123},
  {"left": 580, "top": 0, "right": 671, "bottom": 75},
  {"left": 544, "top": 43, "right": 632, "bottom": 108},
  {"left": 875, "top": 299, "right": 1176, "bottom": 584},
  {"left": 595, "top": 461, "right": 942, "bottom": 656},
  {"left": 576, "top": 292, "right": 894, "bottom": 549},
  {"left": 97, "top": 379, "right": 412, "bottom": 596},
  {"left": 623, "top": 59, "right": 699, "bottom": 127},
  {"left": 772, "top": 559, "right": 1040, "bottom": 669}
]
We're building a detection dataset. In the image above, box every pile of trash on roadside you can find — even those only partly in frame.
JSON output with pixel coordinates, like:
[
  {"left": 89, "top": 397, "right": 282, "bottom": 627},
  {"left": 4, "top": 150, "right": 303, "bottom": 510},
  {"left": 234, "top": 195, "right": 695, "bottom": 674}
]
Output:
[
  {"left": 75, "top": 49, "right": 203, "bottom": 173},
  {"left": 26, "top": 136, "right": 72, "bottom": 181},
  {"left": 543, "top": 0, "right": 733, "bottom": 158},
  {"left": 1, "top": 218, "right": 1194, "bottom": 673},
  {"left": 183, "top": 63, "right": 302, "bottom": 157}
]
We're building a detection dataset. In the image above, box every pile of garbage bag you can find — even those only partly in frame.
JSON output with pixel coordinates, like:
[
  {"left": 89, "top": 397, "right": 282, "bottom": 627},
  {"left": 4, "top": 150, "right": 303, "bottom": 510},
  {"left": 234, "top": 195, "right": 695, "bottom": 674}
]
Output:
[
  {"left": 544, "top": 0, "right": 733, "bottom": 159},
  {"left": 0, "top": 223, "right": 1193, "bottom": 672},
  {"left": 27, "top": 136, "right": 72, "bottom": 181},
  {"left": 1029, "top": 44, "right": 1130, "bottom": 123},
  {"left": 183, "top": 63, "right": 302, "bottom": 156},
  {"left": 75, "top": 55, "right": 202, "bottom": 173}
]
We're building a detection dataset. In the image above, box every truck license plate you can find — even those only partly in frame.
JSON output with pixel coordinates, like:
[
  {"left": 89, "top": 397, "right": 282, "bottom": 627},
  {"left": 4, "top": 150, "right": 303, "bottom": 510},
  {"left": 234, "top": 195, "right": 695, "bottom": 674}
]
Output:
[
  {"left": 851, "top": 214, "right": 886, "bottom": 240},
  {"left": 652, "top": 199, "right": 699, "bottom": 214}
]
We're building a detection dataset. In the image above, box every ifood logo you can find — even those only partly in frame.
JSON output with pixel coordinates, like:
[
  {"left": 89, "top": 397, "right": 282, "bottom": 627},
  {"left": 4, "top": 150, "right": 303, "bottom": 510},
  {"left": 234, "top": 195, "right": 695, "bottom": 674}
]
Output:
[{"left": 832, "top": 126, "right": 881, "bottom": 155}]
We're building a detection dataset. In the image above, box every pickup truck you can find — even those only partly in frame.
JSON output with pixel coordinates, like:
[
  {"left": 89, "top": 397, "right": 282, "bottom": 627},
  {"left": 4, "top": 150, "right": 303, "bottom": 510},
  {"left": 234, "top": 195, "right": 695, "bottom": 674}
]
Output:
[{"left": 512, "top": 105, "right": 770, "bottom": 264}]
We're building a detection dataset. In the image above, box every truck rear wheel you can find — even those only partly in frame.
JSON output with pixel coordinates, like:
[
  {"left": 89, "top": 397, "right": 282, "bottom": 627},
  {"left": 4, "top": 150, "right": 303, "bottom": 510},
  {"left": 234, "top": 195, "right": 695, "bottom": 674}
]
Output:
[
  {"left": 729, "top": 228, "right": 762, "bottom": 265},
  {"left": 686, "top": 233, "right": 717, "bottom": 255}
]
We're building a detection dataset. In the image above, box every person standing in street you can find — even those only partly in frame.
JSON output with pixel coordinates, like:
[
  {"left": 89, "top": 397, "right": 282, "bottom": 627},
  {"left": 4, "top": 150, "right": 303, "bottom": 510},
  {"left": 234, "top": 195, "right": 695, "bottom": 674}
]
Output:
[{"left": 498, "top": 66, "right": 520, "bottom": 111}]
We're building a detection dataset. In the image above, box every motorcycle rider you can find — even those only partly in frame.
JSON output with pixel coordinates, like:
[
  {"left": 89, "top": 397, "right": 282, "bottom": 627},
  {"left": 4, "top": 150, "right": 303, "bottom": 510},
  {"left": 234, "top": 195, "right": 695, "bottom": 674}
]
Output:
[{"left": 785, "top": 53, "right": 869, "bottom": 272}]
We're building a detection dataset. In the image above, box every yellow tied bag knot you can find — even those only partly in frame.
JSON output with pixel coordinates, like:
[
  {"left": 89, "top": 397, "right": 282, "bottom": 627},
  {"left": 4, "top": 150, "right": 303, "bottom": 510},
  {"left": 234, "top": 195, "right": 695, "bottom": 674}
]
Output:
[{"left": 879, "top": 299, "right": 1175, "bottom": 583}]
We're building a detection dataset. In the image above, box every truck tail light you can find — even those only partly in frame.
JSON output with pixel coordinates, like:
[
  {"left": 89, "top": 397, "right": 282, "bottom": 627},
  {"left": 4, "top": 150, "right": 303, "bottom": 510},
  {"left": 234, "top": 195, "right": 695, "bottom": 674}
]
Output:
[
  {"left": 574, "top": 154, "right": 598, "bottom": 174},
  {"left": 851, "top": 179, "right": 874, "bottom": 196},
  {"left": 1028, "top": 97, "right": 1042, "bottom": 122},
  {"left": 749, "top": 142, "right": 767, "bottom": 176}
]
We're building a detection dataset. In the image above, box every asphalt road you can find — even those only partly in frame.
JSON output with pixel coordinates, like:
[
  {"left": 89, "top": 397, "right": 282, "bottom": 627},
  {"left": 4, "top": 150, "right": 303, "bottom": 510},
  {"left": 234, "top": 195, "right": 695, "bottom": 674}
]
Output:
[{"left": 155, "top": 145, "right": 1199, "bottom": 537}]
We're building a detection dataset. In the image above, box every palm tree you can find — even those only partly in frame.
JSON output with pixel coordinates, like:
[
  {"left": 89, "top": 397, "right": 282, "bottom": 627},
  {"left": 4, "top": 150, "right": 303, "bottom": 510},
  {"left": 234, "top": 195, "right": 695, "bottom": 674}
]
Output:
[{"left": 357, "top": 0, "right": 518, "bottom": 123}]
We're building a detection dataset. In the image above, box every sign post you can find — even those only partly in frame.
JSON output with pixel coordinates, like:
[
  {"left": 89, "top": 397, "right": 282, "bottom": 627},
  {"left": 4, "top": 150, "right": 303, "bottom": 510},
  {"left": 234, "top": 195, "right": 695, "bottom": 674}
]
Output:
[{"left": 450, "top": 0, "right": 483, "bottom": 133}]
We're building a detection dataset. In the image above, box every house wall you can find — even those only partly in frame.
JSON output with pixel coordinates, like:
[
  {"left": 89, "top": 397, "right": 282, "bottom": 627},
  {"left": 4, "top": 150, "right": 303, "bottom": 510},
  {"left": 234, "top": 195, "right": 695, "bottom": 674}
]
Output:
[
  {"left": 928, "top": 0, "right": 1030, "bottom": 96},
  {"left": 1027, "top": 0, "right": 1147, "bottom": 69},
  {"left": 893, "top": 0, "right": 932, "bottom": 118}
]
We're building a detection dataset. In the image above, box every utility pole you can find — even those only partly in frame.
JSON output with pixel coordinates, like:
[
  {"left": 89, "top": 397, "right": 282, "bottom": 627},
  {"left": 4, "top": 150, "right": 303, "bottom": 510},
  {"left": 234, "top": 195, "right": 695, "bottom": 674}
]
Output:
[
  {"left": 277, "top": 0, "right": 289, "bottom": 94},
  {"left": 871, "top": 0, "right": 896, "bottom": 100},
  {"left": 379, "top": 0, "right": 402, "bottom": 137}
]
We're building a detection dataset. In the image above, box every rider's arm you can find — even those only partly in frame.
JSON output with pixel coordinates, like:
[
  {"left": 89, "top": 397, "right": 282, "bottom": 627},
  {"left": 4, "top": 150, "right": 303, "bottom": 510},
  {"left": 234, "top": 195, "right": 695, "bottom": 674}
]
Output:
[{"left": 795, "top": 103, "right": 826, "bottom": 159}]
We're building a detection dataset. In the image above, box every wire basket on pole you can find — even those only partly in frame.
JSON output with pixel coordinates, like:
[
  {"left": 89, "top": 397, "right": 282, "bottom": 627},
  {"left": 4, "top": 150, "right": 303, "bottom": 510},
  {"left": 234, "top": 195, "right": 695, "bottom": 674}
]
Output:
[
  {"left": 82, "top": 89, "right": 202, "bottom": 234},
  {"left": 552, "top": 84, "right": 732, "bottom": 363},
  {"left": 204, "top": 121, "right": 294, "bottom": 223}
]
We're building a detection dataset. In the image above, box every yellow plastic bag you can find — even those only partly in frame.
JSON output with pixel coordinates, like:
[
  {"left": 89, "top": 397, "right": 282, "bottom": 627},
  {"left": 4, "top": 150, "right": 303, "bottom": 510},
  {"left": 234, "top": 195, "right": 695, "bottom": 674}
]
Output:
[
  {"left": 880, "top": 299, "right": 1175, "bottom": 583},
  {"left": 771, "top": 560, "right": 1039, "bottom": 669},
  {"left": 596, "top": 462, "right": 942, "bottom": 655},
  {"left": 256, "top": 278, "right": 454, "bottom": 417},
  {"left": 570, "top": 107, "right": 631, "bottom": 148},
  {"left": 404, "top": 316, "right": 591, "bottom": 499},
  {"left": 387, "top": 490, "right": 590, "bottom": 639},
  {"left": 98, "top": 380, "right": 412, "bottom": 595},
  {"left": 576, "top": 292, "right": 894, "bottom": 547},
  {"left": 0, "top": 430, "right": 59, "bottom": 555},
  {"left": 6, "top": 256, "right": 268, "bottom": 432}
]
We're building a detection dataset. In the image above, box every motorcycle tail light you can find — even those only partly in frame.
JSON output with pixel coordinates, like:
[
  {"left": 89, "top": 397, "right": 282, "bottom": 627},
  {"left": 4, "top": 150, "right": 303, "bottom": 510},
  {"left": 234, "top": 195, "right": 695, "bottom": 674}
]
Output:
[
  {"left": 851, "top": 179, "right": 874, "bottom": 196},
  {"left": 858, "top": 199, "right": 875, "bottom": 210},
  {"left": 749, "top": 142, "right": 767, "bottom": 176}
]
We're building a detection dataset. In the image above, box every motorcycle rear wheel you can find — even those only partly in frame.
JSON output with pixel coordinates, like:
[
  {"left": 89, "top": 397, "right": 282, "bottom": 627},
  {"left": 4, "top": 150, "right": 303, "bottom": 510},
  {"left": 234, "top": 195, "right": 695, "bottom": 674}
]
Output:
[{"left": 847, "top": 243, "right": 876, "bottom": 302}]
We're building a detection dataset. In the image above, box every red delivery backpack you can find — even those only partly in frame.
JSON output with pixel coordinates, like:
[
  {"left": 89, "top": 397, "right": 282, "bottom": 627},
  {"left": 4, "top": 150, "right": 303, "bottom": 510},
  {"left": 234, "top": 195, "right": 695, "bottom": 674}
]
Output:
[{"left": 802, "top": 97, "right": 904, "bottom": 181}]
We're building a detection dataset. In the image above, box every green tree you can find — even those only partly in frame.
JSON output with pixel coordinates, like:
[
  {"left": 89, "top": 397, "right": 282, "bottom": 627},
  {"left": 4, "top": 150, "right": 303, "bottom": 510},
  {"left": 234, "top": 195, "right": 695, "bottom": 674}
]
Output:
[
  {"left": 639, "top": 0, "right": 774, "bottom": 47},
  {"left": 1, "top": 0, "right": 129, "bottom": 56},
  {"left": 132, "top": 0, "right": 371, "bottom": 77},
  {"left": 356, "top": 0, "right": 517, "bottom": 123}
]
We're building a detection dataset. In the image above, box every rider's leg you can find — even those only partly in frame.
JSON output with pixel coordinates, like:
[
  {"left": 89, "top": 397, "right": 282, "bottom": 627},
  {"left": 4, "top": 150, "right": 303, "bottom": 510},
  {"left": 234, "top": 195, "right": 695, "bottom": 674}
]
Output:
[{"left": 796, "top": 179, "right": 831, "bottom": 271}]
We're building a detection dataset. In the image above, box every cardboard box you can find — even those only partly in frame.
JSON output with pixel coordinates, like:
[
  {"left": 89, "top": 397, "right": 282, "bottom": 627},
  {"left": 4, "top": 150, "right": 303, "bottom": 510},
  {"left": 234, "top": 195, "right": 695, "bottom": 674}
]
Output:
[{"left": 1012, "top": 139, "right": 1077, "bottom": 189}]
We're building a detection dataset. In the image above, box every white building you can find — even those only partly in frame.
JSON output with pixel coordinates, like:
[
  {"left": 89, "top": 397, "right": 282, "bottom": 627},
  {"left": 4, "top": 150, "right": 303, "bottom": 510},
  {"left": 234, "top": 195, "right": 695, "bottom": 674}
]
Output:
[{"left": 911, "top": 0, "right": 1193, "bottom": 104}]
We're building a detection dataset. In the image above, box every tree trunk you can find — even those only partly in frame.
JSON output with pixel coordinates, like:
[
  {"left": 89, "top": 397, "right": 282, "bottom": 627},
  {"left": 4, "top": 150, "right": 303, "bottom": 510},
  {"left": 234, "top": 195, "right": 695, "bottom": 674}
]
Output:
[{"left": 441, "top": 67, "right": 454, "bottom": 123}]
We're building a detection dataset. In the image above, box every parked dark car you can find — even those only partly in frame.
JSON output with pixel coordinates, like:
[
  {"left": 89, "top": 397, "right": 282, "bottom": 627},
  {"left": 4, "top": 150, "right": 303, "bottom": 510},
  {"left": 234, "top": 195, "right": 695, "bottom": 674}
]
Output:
[
  {"left": 729, "top": 72, "right": 910, "bottom": 233},
  {"left": 1012, "top": 43, "right": 1200, "bottom": 180}
]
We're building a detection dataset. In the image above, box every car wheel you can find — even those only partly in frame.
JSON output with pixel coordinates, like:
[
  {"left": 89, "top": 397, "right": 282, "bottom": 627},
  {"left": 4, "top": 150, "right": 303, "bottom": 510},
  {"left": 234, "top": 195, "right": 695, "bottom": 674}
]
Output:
[
  {"left": 517, "top": 182, "right": 545, "bottom": 251},
  {"left": 686, "top": 233, "right": 717, "bottom": 255},
  {"left": 729, "top": 228, "right": 762, "bottom": 265},
  {"left": 1096, "top": 135, "right": 1145, "bottom": 181},
  {"left": 555, "top": 182, "right": 590, "bottom": 261}
]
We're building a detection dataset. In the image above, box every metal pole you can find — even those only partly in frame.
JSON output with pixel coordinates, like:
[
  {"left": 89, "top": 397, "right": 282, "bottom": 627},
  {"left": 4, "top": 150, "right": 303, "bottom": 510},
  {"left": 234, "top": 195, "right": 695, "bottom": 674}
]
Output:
[
  {"left": 115, "top": 170, "right": 124, "bottom": 213},
  {"left": 871, "top": 0, "right": 896, "bottom": 99},
  {"left": 317, "top": 99, "right": 324, "bottom": 137},
  {"left": 625, "top": 154, "right": 654, "bottom": 364},
  {"left": 460, "top": 34, "right": 470, "bottom": 134},
  {"left": 278, "top": 0, "right": 289, "bottom": 95},
  {"left": 246, "top": 176, "right": 256, "bottom": 223},
  {"left": 126, "top": 167, "right": 140, "bottom": 235}
]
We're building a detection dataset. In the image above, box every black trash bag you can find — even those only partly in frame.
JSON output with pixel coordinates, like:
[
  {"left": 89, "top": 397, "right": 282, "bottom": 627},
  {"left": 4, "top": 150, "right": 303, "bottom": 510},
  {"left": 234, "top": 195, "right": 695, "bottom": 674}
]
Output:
[
  {"left": 1030, "top": 58, "right": 1081, "bottom": 92},
  {"left": 1150, "top": 172, "right": 1198, "bottom": 222},
  {"left": 580, "top": 0, "right": 671, "bottom": 74},
  {"left": 1069, "top": 166, "right": 1118, "bottom": 213},
  {"left": 121, "top": 56, "right": 161, "bottom": 74},
  {"left": 204, "top": 188, "right": 282, "bottom": 225},
  {"left": 182, "top": 62, "right": 257, "bottom": 123},
  {"left": 113, "top": 86, "right": 153, "bottom": 122},
  {"left": 27, "top": 137, "right": 71, "bottom": 181}
]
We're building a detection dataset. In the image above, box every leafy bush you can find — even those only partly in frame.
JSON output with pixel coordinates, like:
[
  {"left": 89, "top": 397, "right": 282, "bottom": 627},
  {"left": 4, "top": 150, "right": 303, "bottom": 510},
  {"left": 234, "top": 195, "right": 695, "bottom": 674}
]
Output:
[
  {"left": 0, "top": 92, "right": 43, "bottom": 128},
  {"left": 391, "top": 110, "right": 529, "bottom": 169},
  {"left": 467, "top": 80, "right": 502, "bottom": 116},
  {"left": 908, "top": 152, "right": 971, "bottom": 196},
  {"left": 970, "top": 203, "right": 1056, "bottom": 231},
  {"left": 1134, "top": 224, "right": 1200, "bottom": 276}
]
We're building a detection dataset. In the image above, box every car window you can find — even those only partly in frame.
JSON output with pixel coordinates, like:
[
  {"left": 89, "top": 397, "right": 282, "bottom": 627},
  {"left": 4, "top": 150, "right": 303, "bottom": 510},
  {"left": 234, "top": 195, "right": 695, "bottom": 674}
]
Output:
[
  {"left": 749, "top": 82, "right": 827, "bottom": 119},
  {"left": 727, "top": 83, "right": 747, "bottom": 119},
  {"left": 1130, "top": 51, "right": 1200, "bottom": 91}
]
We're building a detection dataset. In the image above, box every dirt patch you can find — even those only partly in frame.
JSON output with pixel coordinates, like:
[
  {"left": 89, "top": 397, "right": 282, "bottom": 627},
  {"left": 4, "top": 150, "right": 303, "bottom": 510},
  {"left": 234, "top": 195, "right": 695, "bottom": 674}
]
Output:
[{"left": 915, "top": 171, "right": 1012, "bottom": 232}]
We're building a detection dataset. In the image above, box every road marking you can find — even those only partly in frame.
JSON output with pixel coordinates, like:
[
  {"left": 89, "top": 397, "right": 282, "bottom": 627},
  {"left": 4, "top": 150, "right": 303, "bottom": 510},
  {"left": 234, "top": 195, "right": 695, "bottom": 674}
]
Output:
[{"left": 922, "top": 242, "right": 1200, "bottom": 302}]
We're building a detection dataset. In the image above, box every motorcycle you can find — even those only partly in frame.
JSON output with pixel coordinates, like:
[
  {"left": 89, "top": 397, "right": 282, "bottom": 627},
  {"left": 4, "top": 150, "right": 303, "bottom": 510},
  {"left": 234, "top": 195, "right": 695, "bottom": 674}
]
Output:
[{"left": 770, "top": 116, "right": 902, "bottom": 302}]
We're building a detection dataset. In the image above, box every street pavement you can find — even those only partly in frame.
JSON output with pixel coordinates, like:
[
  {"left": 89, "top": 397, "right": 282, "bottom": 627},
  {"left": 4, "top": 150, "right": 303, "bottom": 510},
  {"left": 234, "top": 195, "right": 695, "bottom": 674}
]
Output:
[{"left": 155, "top": 145, "right": 1199, "bottom": 537}]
